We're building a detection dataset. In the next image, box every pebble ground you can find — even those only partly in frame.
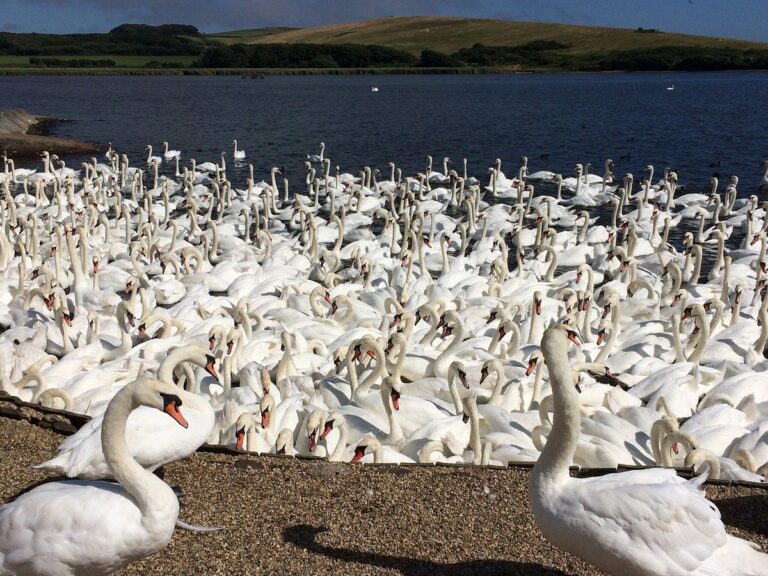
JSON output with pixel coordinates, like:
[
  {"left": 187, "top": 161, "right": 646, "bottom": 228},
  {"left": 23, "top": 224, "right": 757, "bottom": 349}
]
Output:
[{"left": 1, "top": 409, "right": 766, "bottom": 576}]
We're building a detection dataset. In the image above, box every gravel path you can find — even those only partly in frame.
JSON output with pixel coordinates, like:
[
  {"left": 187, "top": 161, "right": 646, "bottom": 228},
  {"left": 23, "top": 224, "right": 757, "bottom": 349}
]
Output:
[{"left": 1, "top": 412, "right": 766, "bottom": 576}]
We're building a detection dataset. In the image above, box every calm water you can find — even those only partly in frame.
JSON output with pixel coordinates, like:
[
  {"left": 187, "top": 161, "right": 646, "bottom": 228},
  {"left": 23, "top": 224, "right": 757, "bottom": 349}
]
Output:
[{"left": 3, "top": 72, "right": 768, "bottom": 192}]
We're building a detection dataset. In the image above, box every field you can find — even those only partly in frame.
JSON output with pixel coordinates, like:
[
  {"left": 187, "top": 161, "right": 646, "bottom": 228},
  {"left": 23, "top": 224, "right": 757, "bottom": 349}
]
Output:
[{"left": 0, "top": 55, "right": 196, "bottom": 67}]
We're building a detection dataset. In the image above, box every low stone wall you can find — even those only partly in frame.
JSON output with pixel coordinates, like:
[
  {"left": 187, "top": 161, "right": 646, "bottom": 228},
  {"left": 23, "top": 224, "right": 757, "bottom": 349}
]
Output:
[{"left": 0, "top": 108, "right": 101, "bottom": 156}]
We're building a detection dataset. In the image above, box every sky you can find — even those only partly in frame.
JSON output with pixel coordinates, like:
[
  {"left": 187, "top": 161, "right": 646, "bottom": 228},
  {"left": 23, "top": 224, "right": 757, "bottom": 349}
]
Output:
[{"left": 1, "top": 0, "right": 766, "bottom": 42}]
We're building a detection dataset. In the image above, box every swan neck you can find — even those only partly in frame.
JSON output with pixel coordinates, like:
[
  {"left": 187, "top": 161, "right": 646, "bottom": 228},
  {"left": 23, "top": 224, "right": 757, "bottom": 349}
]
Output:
[
  {"left": 533, "top": 333, "right": 580, "bottom": 484},
  {"left": 101, "top": 381, "right": 176, "bottom": 518}
]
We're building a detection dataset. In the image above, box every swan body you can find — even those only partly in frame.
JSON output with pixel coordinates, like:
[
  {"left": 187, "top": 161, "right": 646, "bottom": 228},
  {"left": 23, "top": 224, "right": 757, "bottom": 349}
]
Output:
[
  {"left": 529, "top": 325, "right": 768, "bottom": 576},
  {"left": 0, "top": 378, "right": 191, "bottom": 576},
  {"left": 36, "top": 346, "right": 216, "bottom": 479}
]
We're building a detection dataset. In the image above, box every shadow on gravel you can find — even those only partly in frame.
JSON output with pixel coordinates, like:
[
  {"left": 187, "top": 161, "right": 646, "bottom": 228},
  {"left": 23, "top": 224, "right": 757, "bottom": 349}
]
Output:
[
  {"left": 712, "top": 495, "right": 768, "bottom": 538},
  {"left": 284, "top": 524, "right": 570, "bottom": 576}
]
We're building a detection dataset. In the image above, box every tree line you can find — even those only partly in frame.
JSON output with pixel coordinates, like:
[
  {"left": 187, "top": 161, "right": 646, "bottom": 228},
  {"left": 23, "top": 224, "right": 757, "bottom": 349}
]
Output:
[{"left": 194, "top": 41, "right": 768, "bottom": 71}]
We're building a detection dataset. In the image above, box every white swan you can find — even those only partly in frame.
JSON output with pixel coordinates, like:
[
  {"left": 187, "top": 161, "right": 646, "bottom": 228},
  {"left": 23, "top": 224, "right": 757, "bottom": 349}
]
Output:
[
  {"left": 0, "top": 378, "right": 190, "bottom": 576},
  {"left": 233, "top": 139, "right": 246, "bottom": 161},
  {"left": 307, "top": 142, "right": 325, "bottom": 163},
  {"left": 162, "top": 141, "right": 180, "bottom": 160},
  {"left": 36, "top": 345, "right": 216, "bottom": 479},
  {"left": 145, "top": 144, "right": 161, "bottom": 164},
  {"left": 529, "top": 325, "right": 768, "bottom": 576}
]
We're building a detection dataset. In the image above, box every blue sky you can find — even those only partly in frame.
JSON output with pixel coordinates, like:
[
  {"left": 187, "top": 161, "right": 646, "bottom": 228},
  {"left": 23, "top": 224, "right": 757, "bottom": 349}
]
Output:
[{"left": 1, "top": 0, "right": 766, "bottom": 42}]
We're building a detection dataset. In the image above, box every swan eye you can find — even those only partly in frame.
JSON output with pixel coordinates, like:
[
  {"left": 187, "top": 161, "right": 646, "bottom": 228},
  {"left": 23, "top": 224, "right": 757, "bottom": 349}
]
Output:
[{"left": 160, "top": 392, "right": 183, "bottom": 409}]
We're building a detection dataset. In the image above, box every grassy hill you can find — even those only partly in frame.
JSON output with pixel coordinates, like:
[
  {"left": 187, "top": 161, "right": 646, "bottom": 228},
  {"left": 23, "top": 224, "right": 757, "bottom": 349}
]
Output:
[
  {"left": 207, "top": 27, "right": 297, "bottom": 44},
  {"left": 0, "top": 17, "right": 766, "bottom": 74},
  {"left": 231, "top": 16, "right": 767, "bottom": 55}
]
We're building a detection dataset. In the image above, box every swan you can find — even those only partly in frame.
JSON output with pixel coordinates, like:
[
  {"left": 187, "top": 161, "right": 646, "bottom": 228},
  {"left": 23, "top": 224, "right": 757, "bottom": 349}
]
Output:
[
  {"left": 529, "top": 324, "right": 768, "bottom": 576},
  {"left": 36, "top": 345, "right": 216, "bottom": 479},
  {"left": 233, "top": 139, "right": 246, "bottom": 161},
  {"left": 0, "top": 378, "right": 191, "bottom": 576},
  {"left": 145, "top": 145, "right": 161, "bottom": 164},
  {"left": 307, "top": 142, "right": 325, "bottom": 163},
  {"left": 759, "top": 159, "right": 768, "bottom": 191},
  {"left": 350, "top": 435, "right": 415, "bottom": 464},
  {"left": 162, "top": 141, "right": 180, "bottom": 160}
]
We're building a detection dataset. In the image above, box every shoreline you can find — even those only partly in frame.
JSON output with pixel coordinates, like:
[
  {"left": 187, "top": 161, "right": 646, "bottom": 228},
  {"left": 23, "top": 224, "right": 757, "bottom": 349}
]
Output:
[{"left": 1, "top": 67, "right": 768, "bottom": 77}]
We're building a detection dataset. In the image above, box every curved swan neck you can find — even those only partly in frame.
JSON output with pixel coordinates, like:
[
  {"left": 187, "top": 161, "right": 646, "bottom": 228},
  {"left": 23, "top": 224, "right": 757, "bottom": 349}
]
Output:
[
  {"left": 101, "top": 380, "right": 176, "bottom": 516},
  {"left": 532, "top": 328, "right": 580, "bottom": 484}
]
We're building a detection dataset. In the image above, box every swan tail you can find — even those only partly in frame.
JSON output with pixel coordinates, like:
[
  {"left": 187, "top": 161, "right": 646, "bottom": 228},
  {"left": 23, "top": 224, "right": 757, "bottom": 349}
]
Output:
[
  {"left": 32, "top": 454, "right": 67, "bottom": 474},
  {"left": 686, "top": 470, "right": 709, "bottom": 490},
  {"left": 175, "top": 519, "right": 225, "bottom": 533}
]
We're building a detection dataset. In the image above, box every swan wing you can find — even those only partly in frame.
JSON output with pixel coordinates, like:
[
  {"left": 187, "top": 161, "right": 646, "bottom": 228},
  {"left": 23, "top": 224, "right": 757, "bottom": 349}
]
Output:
[{"left": 561, "top": 471, "right": 731, "bottom": 576}]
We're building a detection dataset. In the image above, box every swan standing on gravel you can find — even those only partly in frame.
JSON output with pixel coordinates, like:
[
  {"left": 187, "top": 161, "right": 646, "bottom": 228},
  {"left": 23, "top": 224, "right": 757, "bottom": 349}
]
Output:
[
  {"left": 0, "top": 378, "right": 190, "bottom": 576},
  {"left": 529, "top": 325, "right": 768, "bottom": 576}
]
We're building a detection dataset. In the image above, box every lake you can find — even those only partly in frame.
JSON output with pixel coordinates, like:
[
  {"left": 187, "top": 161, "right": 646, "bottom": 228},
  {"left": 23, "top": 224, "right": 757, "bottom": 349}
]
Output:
[{"left": 2, "top": 72, "right": 767, "bottom": 192}]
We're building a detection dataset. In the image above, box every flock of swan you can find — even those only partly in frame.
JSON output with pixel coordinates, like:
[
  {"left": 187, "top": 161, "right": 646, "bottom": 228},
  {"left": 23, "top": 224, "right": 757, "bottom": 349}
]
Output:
[{"left": 0, "top": 145, "right": 767, "bottom": 575}]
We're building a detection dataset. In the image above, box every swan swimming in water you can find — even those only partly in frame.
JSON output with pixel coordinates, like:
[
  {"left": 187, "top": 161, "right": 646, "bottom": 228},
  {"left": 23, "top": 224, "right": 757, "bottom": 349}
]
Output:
[{"left": 233, "top": 139, "right": 246, "bottom": 161}]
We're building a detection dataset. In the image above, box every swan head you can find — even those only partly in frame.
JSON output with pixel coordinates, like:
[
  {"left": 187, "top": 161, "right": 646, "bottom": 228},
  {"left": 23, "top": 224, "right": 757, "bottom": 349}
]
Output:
[
  {"left": 259, "top": 393, "right": 275, "bottom": 429},
  {"left": 383, "top": 376, "right": 402, "bottom": 410},
  {"left": 132, "top": 378, "right": 188, "bottom": 429},
  {"left": 449, "top": 360, "right": 469, "bottom": 388},
  {"left": 734, "top": 284, "right": 744, "bottom": 305},
  {"left": 541, "top": 324, "right": 581, "bottom": 361},
  {"left": 276, "top": 429, "right": 294, "bottom": 455},
  {"left": 670, "top": 289, "right": 687, "bottom": 308},
  {"left": 351, "top": 436, "right": 381, "bottom": 463},
  {"left": 533, "top": 292, "right": 543, "bottom": 316},
  {"left": 225, "top": 328, "right": 240, "bottom": 355},
  {"left": 596, "top": 320, "right": 613, "bottom": 346},
  {"left": 234, "top": 412, "right": 255, "bottom": 450},
  {"left": 575, "top": 263, "right": 591, "bottom": 285},
  {"left": 526, "top": 352, "right": 541, "bottom": 376},
  {"left": 321, "top": 412, "right": 346, "bottom": 441},
  {"left": 332, "top": 347, "right": 347, "bottom": 374},
  {"left": 306, "top": 409, "right": 328, "bottom": 452}
]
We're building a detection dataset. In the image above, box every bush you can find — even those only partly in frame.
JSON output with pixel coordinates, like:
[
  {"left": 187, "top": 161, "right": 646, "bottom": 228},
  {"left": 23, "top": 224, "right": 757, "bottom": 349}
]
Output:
[
  {"left": 29, "top": 57, "right": 116, "bottom": 67},
  {"left": 418, "top": 49, "right": 462, "bottom": 67},
  {"left": 195, "top": 44, "right": 248, "bottom": 67},
  {"left": 246, "top": 42, "right": 416, "bottom": 68},
  {"left": 309, "top": 54, "right": 339, "bottom": 68},
  {"left": 110, "top": 24, "right": 200, "bottom": 35}
]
